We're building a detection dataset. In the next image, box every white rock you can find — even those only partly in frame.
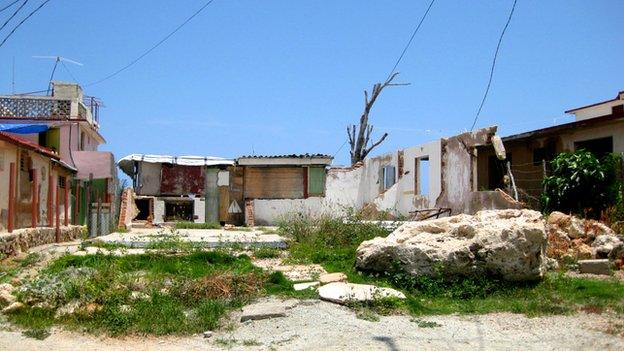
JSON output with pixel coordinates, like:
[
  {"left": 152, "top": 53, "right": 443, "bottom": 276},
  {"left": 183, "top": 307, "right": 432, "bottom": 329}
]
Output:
[
  {"left": 293, "top": 282, "right": 320, "bottom": 291},
  {"left": 318, "top": 282, "right": 405, "bottom": 305},
  {"left": 2, "top": 302, "right": 24, "bottom": 314},
  {"left": 356, "top": 209, "right": 547, "bottom": 281},
  {"left": 0, "top": 291, "right": 16, "bottom": 305},
  {"left": 592, "top": 235, "right": 623, "bottom": 258},
  {"left": 319, "top": 272, "right": 347, "bottom": 284}
]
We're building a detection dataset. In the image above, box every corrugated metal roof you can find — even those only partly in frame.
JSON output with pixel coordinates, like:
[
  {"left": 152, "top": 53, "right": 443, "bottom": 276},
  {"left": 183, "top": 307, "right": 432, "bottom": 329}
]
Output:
[
  {"left": 238, "top": 153, "right": 332, "bottom": 159},
  {"left": 117, "top": 154, "right": 235, "bottom": 177}
]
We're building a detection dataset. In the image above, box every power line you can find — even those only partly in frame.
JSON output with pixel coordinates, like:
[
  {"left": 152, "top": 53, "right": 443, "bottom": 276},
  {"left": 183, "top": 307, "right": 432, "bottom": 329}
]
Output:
[
  {"left": 0, "top": 0, "right": 50, "bottom": 48},
  {"left": 0, "top": 0, "right": 28, "bottom": 32},
  {"left": 85, "top": 0, "right": 217, "bottom": 87},
  {"left": 469, "top": 0, "right": 518, "bottom": 131},
  {"left": 0, "top": 0, "right": 21, "bottom": 14},
  {"left": 386, "top": 0, "right": 436, "bottom": 80}
]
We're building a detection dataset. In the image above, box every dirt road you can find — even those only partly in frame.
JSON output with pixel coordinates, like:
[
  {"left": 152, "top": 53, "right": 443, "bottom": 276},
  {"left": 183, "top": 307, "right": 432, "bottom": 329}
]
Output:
[{"left": 2, "top": 300, "right": 622, "bottom": 350}]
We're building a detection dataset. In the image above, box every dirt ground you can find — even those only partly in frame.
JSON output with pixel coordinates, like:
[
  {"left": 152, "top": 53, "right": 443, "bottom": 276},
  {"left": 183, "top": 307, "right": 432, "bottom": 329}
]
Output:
[{"left": 1, "top": 300, "right": 623, "bottom": 351}]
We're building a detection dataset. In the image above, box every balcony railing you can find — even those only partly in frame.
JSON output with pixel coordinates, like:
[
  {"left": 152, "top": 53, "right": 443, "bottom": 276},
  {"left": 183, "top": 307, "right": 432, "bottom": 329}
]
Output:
[{"left": 0, "top": 96, "right": 72, "bottom": 119}]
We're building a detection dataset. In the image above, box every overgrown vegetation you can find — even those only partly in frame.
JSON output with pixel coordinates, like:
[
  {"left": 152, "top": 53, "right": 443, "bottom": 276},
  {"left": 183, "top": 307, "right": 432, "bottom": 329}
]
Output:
[
  {"left": 541, "top": 150, "right": 623, "bottom": 220},
  {"left": 7, "top": 251, "right": 299, "bottom": 336},
  {"left": 279, "top": 213, "right": 624, "bottom": 318}
]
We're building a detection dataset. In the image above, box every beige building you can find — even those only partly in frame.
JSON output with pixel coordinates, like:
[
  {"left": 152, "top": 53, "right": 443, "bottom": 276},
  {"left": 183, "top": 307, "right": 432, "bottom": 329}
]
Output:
[{"left": 0, "top": 132, "right": 75, "bottom": 232}]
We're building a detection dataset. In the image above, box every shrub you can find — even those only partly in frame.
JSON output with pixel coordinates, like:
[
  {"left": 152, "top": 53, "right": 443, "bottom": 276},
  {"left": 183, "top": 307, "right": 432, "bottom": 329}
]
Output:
[{"left": 541, "top": 150, "right": 623, "bottom": 218}]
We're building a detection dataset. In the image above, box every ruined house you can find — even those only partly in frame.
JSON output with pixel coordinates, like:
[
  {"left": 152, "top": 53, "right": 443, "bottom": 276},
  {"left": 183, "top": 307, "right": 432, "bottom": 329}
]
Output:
[
  {"left": 477, "top": 90, "right": 624, "bottom": 204},
  {"left": 118, "top": 155, "right": 236, "bottom": 225}
]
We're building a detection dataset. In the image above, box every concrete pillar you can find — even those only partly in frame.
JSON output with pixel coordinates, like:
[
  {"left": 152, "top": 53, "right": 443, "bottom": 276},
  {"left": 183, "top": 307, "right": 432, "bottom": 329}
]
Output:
[
  {"left": 8, "top": 162, "right": 16, "bottom": 233},
  {"left": 204, "top": 168, "right": 219, "bottom": 223},
  {"left": 31, "top": 168, "right": 38, "bottom": 228}
]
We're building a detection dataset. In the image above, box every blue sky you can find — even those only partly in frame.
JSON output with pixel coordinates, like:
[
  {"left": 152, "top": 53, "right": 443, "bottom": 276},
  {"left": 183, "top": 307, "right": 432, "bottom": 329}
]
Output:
[{"left": 1, "top": 0, "right": 622, "bottom": 166}]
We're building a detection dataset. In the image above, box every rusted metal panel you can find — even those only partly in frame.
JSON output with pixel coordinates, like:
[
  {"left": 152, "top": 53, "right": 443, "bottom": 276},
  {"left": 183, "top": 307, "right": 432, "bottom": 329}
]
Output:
[
  {"left": 160, "top": 165, "right": 204, "bottom": 195},
  {"left": 218, "top": 186, "right": 229, "bottom": 222},
  {"left": 243, "top": 167, "right": 304, "bottom": 199}
]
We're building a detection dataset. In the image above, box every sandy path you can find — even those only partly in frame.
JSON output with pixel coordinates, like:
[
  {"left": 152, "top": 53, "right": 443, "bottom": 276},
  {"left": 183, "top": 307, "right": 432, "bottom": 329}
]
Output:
[{"left": 1, "top": 300, "right": 622, "bottom": 351}]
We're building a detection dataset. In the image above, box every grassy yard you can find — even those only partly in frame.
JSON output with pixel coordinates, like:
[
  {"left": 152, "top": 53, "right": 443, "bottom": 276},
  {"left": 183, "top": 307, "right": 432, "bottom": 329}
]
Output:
[
  {"left": 7, "top": 250, "right": 300, "bottom": 337},
  {"left": 279, "top": 215, "right": 624, "bottom": 318},
  {"left": 4, "top": 215, "right": 624, "bottom": 338}
]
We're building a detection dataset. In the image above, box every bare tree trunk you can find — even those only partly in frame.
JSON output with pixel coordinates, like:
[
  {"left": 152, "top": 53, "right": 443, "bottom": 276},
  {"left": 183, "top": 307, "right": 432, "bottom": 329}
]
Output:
[{"left": 347, "top": 73, "right": 406, "bottom": 165}]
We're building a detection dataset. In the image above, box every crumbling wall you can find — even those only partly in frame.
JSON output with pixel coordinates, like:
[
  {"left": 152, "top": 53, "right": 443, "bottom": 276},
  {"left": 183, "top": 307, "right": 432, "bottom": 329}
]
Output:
[
  {"left": 435, "top": 127, "right": 498, "bottom": 214},
  {"left": 0, "top": 225, "right": 84, "bottom": 257}
]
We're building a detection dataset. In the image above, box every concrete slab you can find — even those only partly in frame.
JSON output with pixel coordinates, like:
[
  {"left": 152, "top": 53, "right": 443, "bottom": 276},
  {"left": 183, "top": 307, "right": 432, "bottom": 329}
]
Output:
[
  {"left": 240, "top": 300, "right": 288, "bottom": 322},
  {"left": 272, "top": 264, "right": 327, "bottom": 282},
  {"left": 318, "top": 282, "right": 406, "bottom": 305},
  {"left": 578, "top": 259, "right": 611, "bottom": 275},
  {"left": 293, "top": 282, "right": 320, "bottom": 291},
  {"left": 94, "top": 228, "right": 288, "bottom": 249},
  {"left": 319, "top": 272, "right": 347, "bottom": 284}
]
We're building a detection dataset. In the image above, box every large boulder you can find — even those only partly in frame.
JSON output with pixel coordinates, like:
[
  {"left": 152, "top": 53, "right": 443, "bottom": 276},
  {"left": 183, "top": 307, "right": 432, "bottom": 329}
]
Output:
[{"left": 356, "top": 209, "right": 547, "bottom": 281}]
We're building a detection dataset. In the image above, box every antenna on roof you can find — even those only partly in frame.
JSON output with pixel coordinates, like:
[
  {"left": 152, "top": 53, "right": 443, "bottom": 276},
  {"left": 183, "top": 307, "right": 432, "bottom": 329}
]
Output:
[{"left": 33, "top": 56, "right": 83, "bottom": 95}]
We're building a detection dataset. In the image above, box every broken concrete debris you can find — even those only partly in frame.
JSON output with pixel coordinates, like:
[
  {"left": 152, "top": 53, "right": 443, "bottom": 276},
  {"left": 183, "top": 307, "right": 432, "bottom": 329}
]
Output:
[
  {"left": 293, "top": 282, "right": 320, "bottom": 291},
  {"left": 356, "top": 209, "right": 547, "bottom": 281},
  {"left": 578, "top": 259, "right": 612, "bottom": 276},
  {"left": 318, "top": 282, "right": 406, "bottom": 305},
  {"left": 318, "top": 272, "right": 347, "bottom": 284},
  {"left": 240, "top": 299, "right": 290, "bottom": 322}
]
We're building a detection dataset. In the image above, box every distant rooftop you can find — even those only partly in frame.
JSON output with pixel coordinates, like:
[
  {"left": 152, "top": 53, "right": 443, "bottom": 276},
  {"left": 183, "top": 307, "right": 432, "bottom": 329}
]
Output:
[
  {"left": 117, "top": 154, "right": 235, "bottom": 176},
  {"left": 237, "top": 153, "right": 333, "bottom": 166}
]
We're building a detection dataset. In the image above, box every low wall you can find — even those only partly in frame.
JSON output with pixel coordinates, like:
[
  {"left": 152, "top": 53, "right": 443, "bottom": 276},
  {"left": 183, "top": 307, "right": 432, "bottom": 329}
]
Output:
[{"left": 0, "top": 225, "right": 84, "bottom": 257}]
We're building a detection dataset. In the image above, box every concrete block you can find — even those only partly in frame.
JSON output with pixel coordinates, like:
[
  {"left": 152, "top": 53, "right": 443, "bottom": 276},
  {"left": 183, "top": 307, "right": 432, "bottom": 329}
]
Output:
[{"left": 578, "top": 259, "right": 611, "bottom": 275}]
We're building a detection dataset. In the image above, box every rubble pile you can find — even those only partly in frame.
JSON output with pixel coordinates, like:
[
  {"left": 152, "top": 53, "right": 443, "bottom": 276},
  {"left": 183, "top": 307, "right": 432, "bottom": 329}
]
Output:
[{"left": 546, "top": 211, "right": 624, "bottom": 268}]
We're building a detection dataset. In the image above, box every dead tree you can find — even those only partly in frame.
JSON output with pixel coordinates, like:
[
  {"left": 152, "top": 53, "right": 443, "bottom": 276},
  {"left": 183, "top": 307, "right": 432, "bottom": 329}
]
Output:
[{"left": 347, "top": 72, "right": 407, "bottom": 165}]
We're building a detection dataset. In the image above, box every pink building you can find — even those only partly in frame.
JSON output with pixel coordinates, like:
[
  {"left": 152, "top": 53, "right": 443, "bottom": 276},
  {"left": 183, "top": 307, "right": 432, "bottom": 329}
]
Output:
[{"left": 0, "top": 82, "right": 117, "bottom": 227}]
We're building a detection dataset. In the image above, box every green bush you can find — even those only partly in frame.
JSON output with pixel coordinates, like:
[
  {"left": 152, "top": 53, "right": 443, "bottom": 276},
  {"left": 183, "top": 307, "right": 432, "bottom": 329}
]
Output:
[{"left": 541, "top": 150, "right": 623, "bottom": 218}]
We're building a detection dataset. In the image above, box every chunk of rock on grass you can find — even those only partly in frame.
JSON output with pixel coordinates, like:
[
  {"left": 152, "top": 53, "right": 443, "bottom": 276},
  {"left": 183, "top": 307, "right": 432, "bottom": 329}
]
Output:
[
  {"left": 318, "top": 282, "right": 405, "bottom": 305},
  {"left": 319, "top": 272, "right": 347, "bottom": 284},
  {"left": 293, "top": 281, "right": 320, "bottom": 291},
  {"left": 578, "top": 259, "right": 611, "bottom": 275},
  {"left": 55, "top": 300, "right": 81, "bottom": 318},
  {"left": 240, "top": 300, "right": 288, "bottom": 322},
  {"left": 2, "top": 302, "right": 25, "bottom": 314}
]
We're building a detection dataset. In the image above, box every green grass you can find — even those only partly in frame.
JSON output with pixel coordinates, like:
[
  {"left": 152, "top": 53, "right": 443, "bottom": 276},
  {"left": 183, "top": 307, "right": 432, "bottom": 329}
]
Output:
[
  {"left": 253, "top": 247, "right": 281, "bottom": 259},
  {"left": 174, "top": 221, "right": 222, "bottom": 230},
  {"left": 8, "top": 250, "right": 304, "bottom": 336},
  {"left": 279, "top": 214, "right": 624, "bottom": 318}
]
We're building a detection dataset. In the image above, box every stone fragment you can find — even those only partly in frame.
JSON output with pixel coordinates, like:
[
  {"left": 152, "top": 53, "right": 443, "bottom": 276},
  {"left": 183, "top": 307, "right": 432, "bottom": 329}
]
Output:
[
  {"left": 318, "top": 282, "right": 405, "bottom": 305},
  {"left": 273, "top": 264, "right": 327, "bottom": 282},
  {"left": 592, "top": 235, "right": 623, "bottom": 259},
  {"left": 240, "top": 300, "right": 288, "bottom": 322},
  {"left": 356, "top": 209, "right": 547, "bottom": 281},
  {"left": 319, "top": 272, "right": 347, "bottom": 284},
  {"left": 293, "top": 282, "right": 320, "bottom": 291},
  {"left": 0, "top": 291, "right": 15, "bottom": 305},
  {"left": 578, "top": 259, "right": 611, "bottom": 275},
  {"left": 2, "top": 302, "right": 24, "bottom": 314},
  {"left": 203, "top": 331, "right": 213, "bottom": 338}
]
